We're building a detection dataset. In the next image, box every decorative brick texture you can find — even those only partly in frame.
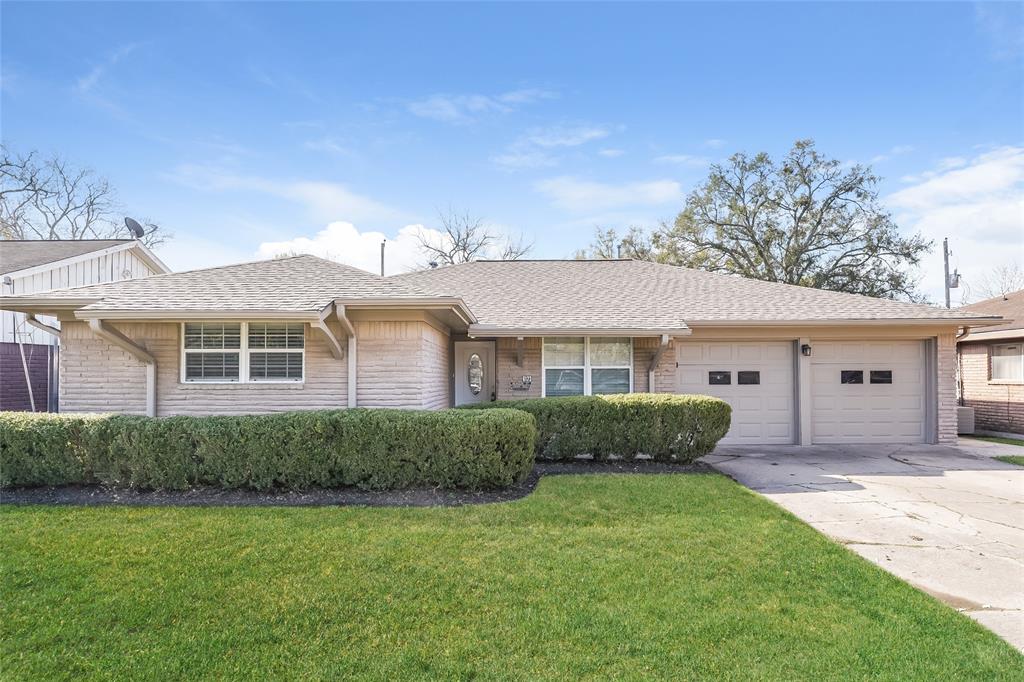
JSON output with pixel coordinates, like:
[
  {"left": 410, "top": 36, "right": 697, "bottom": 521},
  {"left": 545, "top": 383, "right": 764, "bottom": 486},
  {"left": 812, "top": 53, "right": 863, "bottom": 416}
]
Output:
[
  {"left": 937, "top": 332, "right": 959, "bottom": 444},
  {"left": 495, "top": 337, "right": 542, "bottom": 400},
  {"left": 959, "top": 340, "right": 1023, "bottom": 434}
]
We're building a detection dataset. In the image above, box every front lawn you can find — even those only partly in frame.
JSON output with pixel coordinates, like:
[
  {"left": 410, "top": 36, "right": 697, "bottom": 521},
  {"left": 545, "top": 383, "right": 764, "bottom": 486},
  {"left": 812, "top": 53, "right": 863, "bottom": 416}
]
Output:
[
  {"left": 996, "top": 455, "right": 1024, "bottom": 467},
  {"left": 2, "top": 475, "right": 1020, "bottom": 679}
]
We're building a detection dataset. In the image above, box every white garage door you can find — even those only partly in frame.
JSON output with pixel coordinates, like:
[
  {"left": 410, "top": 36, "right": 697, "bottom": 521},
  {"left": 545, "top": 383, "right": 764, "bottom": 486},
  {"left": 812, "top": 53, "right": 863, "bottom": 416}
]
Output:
[
  {"left": 677, "top": 342, "right": 795, "bottom": 445},
  {"left": 811, "top": 341, "right": 927, "bottom": 444}
]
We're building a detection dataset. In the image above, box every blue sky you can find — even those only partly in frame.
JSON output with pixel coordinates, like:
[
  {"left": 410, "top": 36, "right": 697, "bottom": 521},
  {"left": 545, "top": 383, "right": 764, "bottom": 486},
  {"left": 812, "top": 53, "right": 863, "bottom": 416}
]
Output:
[{"left": 2, "top": 1, "right": 1022, "bottom": 303}]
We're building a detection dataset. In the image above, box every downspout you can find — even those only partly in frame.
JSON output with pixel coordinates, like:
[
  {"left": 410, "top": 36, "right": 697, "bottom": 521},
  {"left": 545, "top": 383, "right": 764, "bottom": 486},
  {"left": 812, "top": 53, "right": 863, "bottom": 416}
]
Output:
[
  {"left": 88, "top": 319, "right": 157, "bottom": 417},
  {"left": 335, "top": 304, "right": 357, "bottom": 408},
  {"left": 23, "top": 315, "right": 62, "bottom": 413},
  {"left": 647, "top": 334, "right": 670, "bottom": 393}
]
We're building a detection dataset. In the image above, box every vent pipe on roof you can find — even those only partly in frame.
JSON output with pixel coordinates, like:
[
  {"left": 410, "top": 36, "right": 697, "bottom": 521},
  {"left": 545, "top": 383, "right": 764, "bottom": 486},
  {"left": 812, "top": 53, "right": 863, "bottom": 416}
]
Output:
[{"left": 380, "top": 239, "right": 386, "bottom": 276}]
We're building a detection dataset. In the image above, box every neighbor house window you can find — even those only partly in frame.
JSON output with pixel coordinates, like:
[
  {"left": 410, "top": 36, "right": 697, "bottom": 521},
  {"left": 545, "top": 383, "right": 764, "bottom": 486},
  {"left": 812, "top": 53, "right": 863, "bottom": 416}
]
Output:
[
  {"left": 542, "top": 337, "right": 632, "bottom": 396},
  {"left": 182, "top": 322, "right": 304, "bottom": 383},
  {"left": 991, "top": 344, "right": 1024, "bottom": 382}
]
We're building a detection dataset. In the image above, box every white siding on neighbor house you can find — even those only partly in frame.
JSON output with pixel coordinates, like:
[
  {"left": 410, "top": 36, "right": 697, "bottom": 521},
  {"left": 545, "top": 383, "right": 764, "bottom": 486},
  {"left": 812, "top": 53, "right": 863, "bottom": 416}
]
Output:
[
  {"left": 60, "top": 320, "right": 348, "bottom": 416},
  {"left": 2, "top": 248, "right": 158, "bottom": 345}
]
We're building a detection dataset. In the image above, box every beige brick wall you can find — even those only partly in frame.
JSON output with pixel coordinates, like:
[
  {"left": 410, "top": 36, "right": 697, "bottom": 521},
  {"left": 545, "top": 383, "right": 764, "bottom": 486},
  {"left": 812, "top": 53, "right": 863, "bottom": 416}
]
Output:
[
  {"left": 60, "top": 320, "right": 347, "bottom": 416},
  {"left": 59, "top": 318, "right": 449, "bottom": 415},
  {"left": 355, "top": 319, "right": 450, "bottom": 410},
  {"left": 420, "top": 323, "right": 451, "bottom": 409},
  {"left": 936, "top": 332, "right": 958, "bottom": 444},
  {"left": 495, "top": 337, "right": 542, "bottom": 400},
  {"left": 959, "top": 340, "right": 1024, "bottom": 434}
]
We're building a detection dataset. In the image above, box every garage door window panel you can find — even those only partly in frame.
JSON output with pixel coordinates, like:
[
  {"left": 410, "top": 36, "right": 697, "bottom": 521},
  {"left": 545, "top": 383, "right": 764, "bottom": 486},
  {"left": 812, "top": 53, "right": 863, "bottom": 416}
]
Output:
[
  {"left": 841, "top": 370, "right": 864, "bottom": 384},
  {"left": 737, "top": 371, "right": 760, "bottom": 385},
  {"left": 870, "top": 370, "right": 893, "bottom": 384}
]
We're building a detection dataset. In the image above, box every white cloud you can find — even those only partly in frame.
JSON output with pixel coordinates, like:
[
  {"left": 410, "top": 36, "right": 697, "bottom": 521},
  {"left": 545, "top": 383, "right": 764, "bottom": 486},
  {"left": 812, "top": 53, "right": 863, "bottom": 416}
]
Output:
[
  {"left": 535, "top": 176, "right": 682, "bottom": 212},
  {"left": 523, "top": 124, "right": 609, "bottom": 148},
  {"left": 303, "top": 137, "right": 353, "bottom": 156},
  {"left": 885, "top": 146, "right": 1024, "bottom": 303},
  {"left": 256, "top": 222, "right": 434, "bottom": 275},
  {"left": 493, "top": 123, "right": 611, "bottom": 171},
  {"left": 408, "top": 88, "right": 557, "bottom": 124},
  {"left": 653, "top": 154, "right": 710, "bottom": 167},
  {"left": 167, "top": 164, "right": 405, "bottom": 225},
  {"left": 491, "top": 150, "right": 558, "bottom": 170},
  {"left": 598, "top": 148, "right": 625, "bottom": 158},
  {"left": 868, "top": 144, "right": 914, "bottom": 164},
  {"left": 75, "top": 43, "right": 139, "bottom": 93},
  {"left": 703, "top": 138, "right": 726, "bottom": 149}
]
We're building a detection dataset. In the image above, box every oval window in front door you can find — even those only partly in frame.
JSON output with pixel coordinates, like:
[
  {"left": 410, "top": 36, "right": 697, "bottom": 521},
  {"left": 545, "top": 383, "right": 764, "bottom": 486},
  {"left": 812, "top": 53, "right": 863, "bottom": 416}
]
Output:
[{"left": 468, "top": 353, "right": 484, "bottom": 395}]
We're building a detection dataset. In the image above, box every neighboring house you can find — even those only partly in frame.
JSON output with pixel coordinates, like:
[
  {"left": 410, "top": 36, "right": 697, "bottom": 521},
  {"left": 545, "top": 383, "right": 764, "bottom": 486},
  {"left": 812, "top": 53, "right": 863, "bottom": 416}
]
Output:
[
  {"left": 0, "top": 239, "right": 170, "bottom": 412},
  {"left": 957, "top": 290, "right": 1023, "bottom": 435},
  {"left": 0, "top": 255, "right": 1001, "bottom": 445}
]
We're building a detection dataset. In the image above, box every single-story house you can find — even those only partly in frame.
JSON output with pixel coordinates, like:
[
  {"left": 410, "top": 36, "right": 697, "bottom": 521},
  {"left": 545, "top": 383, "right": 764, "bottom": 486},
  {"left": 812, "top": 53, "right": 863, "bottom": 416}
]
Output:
[
  {"left": 0, "top": 255, "right": 1002, "bottom": 445},
  {"left": 956, "top": 290, "right": 1022, "bottom": 435},
  {"left": 0, "top": 239, "right": 169, "bottom": 412}
]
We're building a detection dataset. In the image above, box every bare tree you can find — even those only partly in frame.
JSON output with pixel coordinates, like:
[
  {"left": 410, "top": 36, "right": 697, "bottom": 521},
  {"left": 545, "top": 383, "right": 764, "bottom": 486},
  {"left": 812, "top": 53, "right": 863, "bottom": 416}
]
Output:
[
  {"left": 1, "top": 145, "right": 168, "bottom": 247},
  {"left": 416, "top": 207, "right": 531, "bottom": 266},
  {"left": 965, "top": 262, "right": 1024, "bottom": 302},
  {"left": 575, "top": 226, "right": 660, "bottom": 260}
]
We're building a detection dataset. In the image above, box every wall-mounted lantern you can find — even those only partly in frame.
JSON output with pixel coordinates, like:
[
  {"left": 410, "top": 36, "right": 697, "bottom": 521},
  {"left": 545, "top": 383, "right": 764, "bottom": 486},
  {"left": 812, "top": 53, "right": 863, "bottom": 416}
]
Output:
[{"left": 801, "top": 343, "right": 813, "bottom": 357}]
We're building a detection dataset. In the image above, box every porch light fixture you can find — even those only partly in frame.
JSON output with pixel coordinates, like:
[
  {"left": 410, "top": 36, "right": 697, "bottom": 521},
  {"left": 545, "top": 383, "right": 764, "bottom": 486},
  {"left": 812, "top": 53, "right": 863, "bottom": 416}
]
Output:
[{"left": 801, "top": 344, "right": 812, "bottom": 357}]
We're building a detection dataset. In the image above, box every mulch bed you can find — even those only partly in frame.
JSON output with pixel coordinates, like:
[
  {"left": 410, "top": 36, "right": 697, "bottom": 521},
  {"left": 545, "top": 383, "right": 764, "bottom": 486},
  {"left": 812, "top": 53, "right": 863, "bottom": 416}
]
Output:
[{"left": 0, "top": 460, "right": 713, "bottom": 508}]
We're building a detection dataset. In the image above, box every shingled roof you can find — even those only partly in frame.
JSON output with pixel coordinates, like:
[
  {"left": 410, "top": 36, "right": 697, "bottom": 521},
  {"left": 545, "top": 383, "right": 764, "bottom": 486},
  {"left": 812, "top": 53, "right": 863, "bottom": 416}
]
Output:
[
  {"left": 958, "top": 290, "right": 1022, "bottom": 335},
  {"left": 393, "top": 259, "right": 1000, "bottom": 330},
  {"left": 2, "top": 255, "right": 446, "bottom": 316},
  {"left": 0, "top": 255, "right": 1002, "bottom": 329},
  {"left": 0, "top": 239, "right": 133, "bottom": 275}
]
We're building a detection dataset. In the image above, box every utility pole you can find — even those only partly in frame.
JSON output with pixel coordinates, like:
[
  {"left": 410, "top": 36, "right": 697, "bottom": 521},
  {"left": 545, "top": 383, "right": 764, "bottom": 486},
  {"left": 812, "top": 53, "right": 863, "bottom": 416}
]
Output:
[
  {"left": 380, "top": 239, "right": 386, "bottom": 276},
  {"left": 943, "top": 238, "right": 951, "bottom": 308},
  {"left": 942, "top": 237, "right": 960, "bottom": 308}
]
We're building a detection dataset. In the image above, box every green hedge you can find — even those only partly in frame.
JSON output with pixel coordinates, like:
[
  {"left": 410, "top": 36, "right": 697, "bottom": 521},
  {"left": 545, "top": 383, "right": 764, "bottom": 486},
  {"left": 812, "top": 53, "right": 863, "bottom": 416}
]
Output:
[
  {"left": 0, "top": 409, "right": 536, "bottom": 491},
  {"left": 459, "top": 394, "right": 731, "bottom": 462}
]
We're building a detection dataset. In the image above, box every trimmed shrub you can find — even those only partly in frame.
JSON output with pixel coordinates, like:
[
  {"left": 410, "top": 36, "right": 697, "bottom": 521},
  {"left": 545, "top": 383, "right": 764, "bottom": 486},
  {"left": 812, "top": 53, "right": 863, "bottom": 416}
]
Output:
[
  {"left": 459, "top": 393, "right": 731, "bottom": 462},
  {"left": 0, "top": 408, "right": 536, "bottom": 491}
]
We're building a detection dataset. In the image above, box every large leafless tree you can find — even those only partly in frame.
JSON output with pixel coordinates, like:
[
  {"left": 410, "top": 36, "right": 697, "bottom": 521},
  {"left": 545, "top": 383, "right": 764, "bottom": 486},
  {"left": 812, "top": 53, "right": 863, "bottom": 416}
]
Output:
[
  {"left": 1, "top": 145, "right": 167, "bottom": 247},
  {"left": 416, "top": 207, "right": 531, "bottom": 266},
  {"left": 965, "top": 262, "right": 1024, "bottom": 302}
]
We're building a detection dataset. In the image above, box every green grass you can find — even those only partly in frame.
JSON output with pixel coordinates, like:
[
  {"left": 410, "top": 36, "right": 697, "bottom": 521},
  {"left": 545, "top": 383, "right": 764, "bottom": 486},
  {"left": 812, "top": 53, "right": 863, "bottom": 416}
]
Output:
[
  {"left": 973, "top": 435, "right": 1024, "bottom": 447},
  {"left": 2, "top": 475, "right": 1020, "bottom": 680},
  {"left": 996, "top": 455, "right": 1024, "bottom": 466}
]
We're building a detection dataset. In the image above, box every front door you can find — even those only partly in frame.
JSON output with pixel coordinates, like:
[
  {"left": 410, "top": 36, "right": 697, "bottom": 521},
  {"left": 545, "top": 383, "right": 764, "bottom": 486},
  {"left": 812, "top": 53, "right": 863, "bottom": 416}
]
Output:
[{"left": 454, "top": 341, "right": 496, "bottom": 406}]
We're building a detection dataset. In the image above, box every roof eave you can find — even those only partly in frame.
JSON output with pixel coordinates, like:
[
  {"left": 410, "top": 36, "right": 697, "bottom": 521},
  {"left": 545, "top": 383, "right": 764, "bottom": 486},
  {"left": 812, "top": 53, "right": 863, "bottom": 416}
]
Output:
[
  {"left": 335, "top": 296, "right": 478, "bottom": 325},
  {"left": 683, "top": 317, "right": 1004, "bottom": 327},
  {"left": 467, "top": 325, "right": 692, "bottom": 338}
]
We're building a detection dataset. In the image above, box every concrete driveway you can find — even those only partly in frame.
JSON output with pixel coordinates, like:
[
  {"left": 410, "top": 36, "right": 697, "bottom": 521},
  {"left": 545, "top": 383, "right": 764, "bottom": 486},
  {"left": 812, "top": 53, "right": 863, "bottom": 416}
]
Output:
[{"left": 704, "top": 439, "right": 1024, "bottom": 650}]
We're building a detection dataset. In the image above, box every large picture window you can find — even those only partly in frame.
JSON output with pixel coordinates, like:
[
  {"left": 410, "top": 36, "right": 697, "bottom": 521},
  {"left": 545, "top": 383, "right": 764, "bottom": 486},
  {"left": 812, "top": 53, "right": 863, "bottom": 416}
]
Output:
[
  {"left": 991, "top": 344, "right": 1024, "bottom": 382},
  {"left": 182, "top": 322, "right": 305, "bottom": 383},
  {"left": 542, "top": 337, "right": 632, "bottom": 396}
]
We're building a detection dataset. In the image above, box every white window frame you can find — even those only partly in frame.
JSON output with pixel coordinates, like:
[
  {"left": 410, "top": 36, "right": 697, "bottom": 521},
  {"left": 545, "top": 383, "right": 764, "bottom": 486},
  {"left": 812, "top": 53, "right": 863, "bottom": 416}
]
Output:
[
  {"left": 180, "top": 321, "right": 306, "bottom": 384},
  {"left": 541, "top": 336, "right": 634, "bottom": 397},
  {"left": 990, "top": 343, "right": 1024, "bottom": 384}
]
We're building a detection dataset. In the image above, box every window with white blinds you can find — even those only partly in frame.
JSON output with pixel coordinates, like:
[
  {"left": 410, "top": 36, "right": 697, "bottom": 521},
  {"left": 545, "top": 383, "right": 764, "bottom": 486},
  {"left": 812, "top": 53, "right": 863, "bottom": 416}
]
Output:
[{"left": 182, "top": 322, "right": 305, "bottom": 383}]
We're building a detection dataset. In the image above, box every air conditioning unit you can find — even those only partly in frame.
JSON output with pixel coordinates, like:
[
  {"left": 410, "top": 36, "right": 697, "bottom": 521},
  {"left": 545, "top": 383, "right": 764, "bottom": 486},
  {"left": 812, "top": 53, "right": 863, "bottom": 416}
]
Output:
[{"left": 957, "top": 407, "right": 975, "bottom": 435}]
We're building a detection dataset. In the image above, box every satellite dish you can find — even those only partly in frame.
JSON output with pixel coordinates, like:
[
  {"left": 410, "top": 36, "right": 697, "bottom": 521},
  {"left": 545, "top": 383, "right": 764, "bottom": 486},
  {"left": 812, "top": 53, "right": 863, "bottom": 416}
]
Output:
[{"left": 124, "top": 217, "right": 145, "bottom": 239}]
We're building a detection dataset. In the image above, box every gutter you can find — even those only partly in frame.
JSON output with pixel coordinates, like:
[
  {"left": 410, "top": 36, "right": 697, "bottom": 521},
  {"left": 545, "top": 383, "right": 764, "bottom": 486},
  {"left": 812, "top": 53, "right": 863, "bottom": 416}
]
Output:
[
  {"left": 468, "top": 326, "right": 692, "bottom": 338},
  {"left": 25, "top": 314, "right": 61, "bottom": 338},
  {"left": 88, "top": 319, "right": 157, "bottom": 417},
  {"left": 334, "top": 304, "right": 358, "bottom": 408}
]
